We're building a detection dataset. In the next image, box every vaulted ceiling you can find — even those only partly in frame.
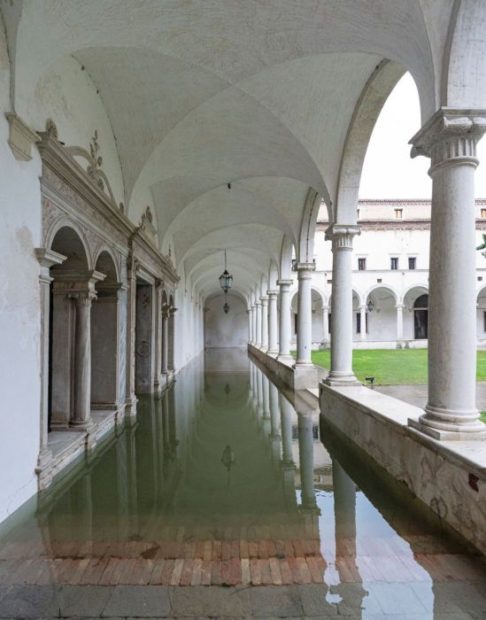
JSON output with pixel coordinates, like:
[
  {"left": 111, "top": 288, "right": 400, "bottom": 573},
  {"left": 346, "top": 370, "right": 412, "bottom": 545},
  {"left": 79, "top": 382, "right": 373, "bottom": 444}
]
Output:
[{"left": 7, "top": 0, "right": 450, "bottom": 300}]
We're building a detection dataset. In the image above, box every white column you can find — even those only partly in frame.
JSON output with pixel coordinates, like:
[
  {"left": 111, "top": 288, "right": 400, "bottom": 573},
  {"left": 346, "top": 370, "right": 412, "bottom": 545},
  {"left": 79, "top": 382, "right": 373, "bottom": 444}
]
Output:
[
  {"left": 260, "top": 296, "right": 269, "bottom": 350},
  {"left": 396, "top": 304, "right": 403, "bottom": 342},
  {"left": 409, "top": 109, "right": 486, "bottom": 439},
  {"left": 277, "top": 279, "right": 292, "bottom": 360},
  {"left": 359, "top": 305, "right": 367, "bottom": 341},
  {"left": 246, "top": 308, "right": 251, "bottom": 344},
  {"left": 325, "top": 226, "right": 360, "bottom": 385},
  {"left": 295, "top": 263, "right": 315, "bottom": 366},
  {"left": 267, "top": 290, "right": 279, "bottom": 354},
  {"left": 322, "top": 305, "right": 329, "bottom": 344},
  {"left": 255, "top": 301, "right": 262, "bottom": 347}
]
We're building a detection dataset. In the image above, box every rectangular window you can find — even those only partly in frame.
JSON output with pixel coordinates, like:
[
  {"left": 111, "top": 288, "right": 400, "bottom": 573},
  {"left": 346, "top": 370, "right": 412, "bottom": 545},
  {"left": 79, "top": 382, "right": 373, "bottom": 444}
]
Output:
[
  {"left": 390, "top": 257, "right": 399, "bottom": 270},
  {"left": 408, "top": 256, "right": 416, "bottom": 270},
  {"left": 356, "top": 312, "right": 361, "bottom": 334},
  {"left": 481, "top": 208, "right": 486, "bottom": 219},
  {"left": 358, "top": 257, "right": 366, "bottom": 271},
  {"left": 394, "top": 208, "right": 403, "bottom": 219}
]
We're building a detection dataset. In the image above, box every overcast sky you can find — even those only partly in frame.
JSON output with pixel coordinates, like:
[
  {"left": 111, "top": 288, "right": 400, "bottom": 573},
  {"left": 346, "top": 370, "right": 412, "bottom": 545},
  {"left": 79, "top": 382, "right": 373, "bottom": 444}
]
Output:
[{"left": 359, "top": 72, "right": 486, "bottom": 199}]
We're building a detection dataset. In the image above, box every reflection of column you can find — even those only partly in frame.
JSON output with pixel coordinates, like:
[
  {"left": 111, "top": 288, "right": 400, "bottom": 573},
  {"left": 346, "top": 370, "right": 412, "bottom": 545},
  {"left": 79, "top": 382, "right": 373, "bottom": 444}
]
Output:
[
  {"left": 257, "top": 370, "right": 264, "bottom": 417},
  {"left": 325, "top": 226, "right": 360, "bottom": 385},
  {"left": 261, "top": 296, "right": 269, "bottom": 350},
  {"left": 332, "top": 459, "right": 365, "bottom": 613},
  {"left": 410, "top": 110, "right": 486, "bottom": 439},
  {"left": 297, "top": 413, "right": 318, "bottom": 510},
  {"left": 295, "top": 264, "right": 315, "bottom": 365},
  {"left": 34, "top": 249, "right": 66, "bottom": 487},
  {"left": 359, "top": 305, "right": 367, "bottom": 341},
  {"left": 262, "top": 375, "right": 271, "bottom": 432},
  {"left": 279, "top": 395, "right": 294, "bottom": 466},
  {"left": 396, "top": 304, "right": 403, "bottom": 342},
  {"left": 267, "top": 290, "right": 279, "bottom": 354},
  {"left": 277, "top": 279, "right": 293, "bottom": 360},
  {"left": 269, "top": 383, "right": 281, "bottom": 461},
  {"left": 322, "top": 305, "right": 329, "bottom": 344},
  {"left": 255, "top": 301, "right": 262, "bottom": 347}
]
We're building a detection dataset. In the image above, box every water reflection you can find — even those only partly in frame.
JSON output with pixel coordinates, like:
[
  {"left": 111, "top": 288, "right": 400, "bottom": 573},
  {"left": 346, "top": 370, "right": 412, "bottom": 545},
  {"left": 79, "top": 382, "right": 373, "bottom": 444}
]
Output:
[{"left": 0, "top": 351, "right": 485, "bottom": 618}]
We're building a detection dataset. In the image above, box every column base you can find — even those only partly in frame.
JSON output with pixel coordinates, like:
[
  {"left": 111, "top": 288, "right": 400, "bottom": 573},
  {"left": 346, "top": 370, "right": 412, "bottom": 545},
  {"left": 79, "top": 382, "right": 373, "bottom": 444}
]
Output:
[
  {"left": 409, "top": 405, "right": 486, "bottom": 441},
  {"left": 293, "top": 363, "right": 318, "bottom": 390},
  {"left": 36, "top": 448, "right": 53, "bottom": 491},
  {"left": 266, "top": 348, "right": 278, "bottom": 357},
  {"left": 324, "top": 371, "right": 360, "bottom": 387},
  {"left": 277, "top": 354, "right": 293, "bottom": 366}
]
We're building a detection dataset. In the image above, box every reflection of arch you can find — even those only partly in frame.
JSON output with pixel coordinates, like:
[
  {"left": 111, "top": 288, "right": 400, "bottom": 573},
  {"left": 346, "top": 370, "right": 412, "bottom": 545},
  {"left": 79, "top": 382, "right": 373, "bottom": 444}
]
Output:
[{"left": 91, "top": 250, "right": 121, "bottom": 410}]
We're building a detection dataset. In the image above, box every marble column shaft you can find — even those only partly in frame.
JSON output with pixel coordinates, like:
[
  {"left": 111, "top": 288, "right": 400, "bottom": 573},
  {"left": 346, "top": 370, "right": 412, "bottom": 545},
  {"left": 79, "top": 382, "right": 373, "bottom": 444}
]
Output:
[
  {"left": 396, "top": 304, "right": 403, "bottom": 341},
  {"left": 409, "top": 109, "right": 486, "bottom": 439},
  {"left": 267, "top": 290, "right": 279, "bottom": 354},
  {"left": 295, "top": 264, "right": 315, "bottom": 365},
  {"left": 277, "top": 279, "right": 292, "bottom": 360},
  {"left": 255, "top": 301, "right": 262, "bottom": 347},
  {"left": 260, "top": 296, "right": 269, "bottom": 349},
  {"left": 325, "top": 226, "right": 360, "bottom": 385}
]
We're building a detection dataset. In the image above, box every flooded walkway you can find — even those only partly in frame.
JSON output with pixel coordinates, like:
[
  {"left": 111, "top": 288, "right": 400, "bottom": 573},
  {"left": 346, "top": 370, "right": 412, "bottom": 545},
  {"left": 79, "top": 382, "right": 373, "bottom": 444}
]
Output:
[{"left": 0, "top": 349, "right": 485, "bottom": 618}]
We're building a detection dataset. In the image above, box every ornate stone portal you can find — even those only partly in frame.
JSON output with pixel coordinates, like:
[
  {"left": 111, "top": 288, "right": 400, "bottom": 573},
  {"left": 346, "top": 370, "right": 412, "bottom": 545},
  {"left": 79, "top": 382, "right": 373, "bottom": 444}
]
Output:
[{"left": 34, "top": 121, "right": 179, "bottom": 490}]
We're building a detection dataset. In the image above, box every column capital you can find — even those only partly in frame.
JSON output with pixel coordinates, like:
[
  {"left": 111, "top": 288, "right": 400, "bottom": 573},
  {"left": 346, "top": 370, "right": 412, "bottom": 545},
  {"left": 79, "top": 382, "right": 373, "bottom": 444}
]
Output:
[
  {"left": 260, "top": 295, "right": 269, "bottom": 303},
  {"left": 255, "top": 300, "right": 261, "bottom": 306},
  {"left": 410, "top": 108, "right": 486, "bottom": 170},
  {"left": 35, "top": 248, "right": 67, "bottom": 270},
  {"left": 326, "top": 224, "right": 360, "bottom": 249},
  {"left": 267, "top": 289, "right": 278, "bottom": 297},
  {"left": 277, "top": 279, "right": 292, "bottom": 288}
]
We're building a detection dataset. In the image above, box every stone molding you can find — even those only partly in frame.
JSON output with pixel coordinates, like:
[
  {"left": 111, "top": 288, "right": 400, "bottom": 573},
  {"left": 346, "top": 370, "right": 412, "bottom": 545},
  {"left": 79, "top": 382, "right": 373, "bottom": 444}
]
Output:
[
  {"left": 277, "top": 279, "right": 293, "bottom": 287},
  {"left": 37, "top": 128, "right": 178, "bottom": 286},
  {"left": 410, "top": 108, "right": 486, "bottom": 169},
  {"left": 5, "top": 113, "right": 40, "bottom": 161}
]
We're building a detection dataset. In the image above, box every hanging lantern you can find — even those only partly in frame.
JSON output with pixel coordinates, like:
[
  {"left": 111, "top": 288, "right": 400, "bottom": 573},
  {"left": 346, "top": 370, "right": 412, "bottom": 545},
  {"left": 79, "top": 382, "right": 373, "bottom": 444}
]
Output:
[
  {"left": 367, "top": 297, "right": 375, "bottom": 313},
  {"left": 218, "top": 250, "right": 233, "bottom": 293}
]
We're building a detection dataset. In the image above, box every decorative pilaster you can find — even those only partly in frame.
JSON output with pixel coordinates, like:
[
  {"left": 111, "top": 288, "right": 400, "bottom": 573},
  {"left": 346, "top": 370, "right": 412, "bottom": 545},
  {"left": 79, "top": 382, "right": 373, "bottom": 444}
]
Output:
[
  {"left": 267, "top": 290, "right": 279, "bottom": 355},
  {"left": 125, "top": 255, "right": 138, "bottom": 419},
  {"left": 154, "top": 280, "right": 163, "bottom": 392},
  {"left": 34, "top": 248, "right": 66, "bottom": 488},
  {"left": 277, "top": 279, "right": 293, "bottom": 361},
  {"left": 161, "top": 304, "right": 170, "bottom": 374},
  {"left": 168, "top": 305, "right": 177, "bottom": 372},
  {"left": 325, "top": 225, "right": 360, "bottom": 386},
  {"left": 409, "top": 108, "right": 486, "bottom": 440},
  {"left": 295, "top": 263, "right": 315, "bottom": 366}
]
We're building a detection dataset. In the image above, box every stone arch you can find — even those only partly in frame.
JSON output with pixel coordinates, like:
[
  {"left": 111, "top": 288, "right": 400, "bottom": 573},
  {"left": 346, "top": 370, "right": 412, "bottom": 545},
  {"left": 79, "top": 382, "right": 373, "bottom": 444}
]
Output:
[
  {"left": 364, "top": 286, "right": 399, "bottom": 343},
  {"left": 91, "top": 250, "right": 121, "bottom": 410},
  {"left": 297, "top": 188, "right": 321, "bottom": 264},
  {"left": 279, "top": 235, "right": 294, "bottom": 282},
  {"left": 48, "top": 221, "right": 91, "bottom": 271},
  {"left": 48, "top": 224, "right": 101, "bottom": 431},
  {"left": 333, "top": 60, "right": 406, "bottom": 226},
  {"left": 442, "top": 0, "right": 486, "bottom": 110},
  {"left": 403, "top": 285, "right": 429, "bottom": 341}
]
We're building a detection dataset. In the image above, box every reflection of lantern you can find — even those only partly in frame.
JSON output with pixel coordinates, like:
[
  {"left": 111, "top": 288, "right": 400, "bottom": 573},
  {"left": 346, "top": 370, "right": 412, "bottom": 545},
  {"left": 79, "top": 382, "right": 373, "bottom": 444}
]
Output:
[
  {"left": 218, "top": 250, "right": 233, "bottom": 293},
  {"left": 223, "top": 299, "right": 230, "bottom": 314}
]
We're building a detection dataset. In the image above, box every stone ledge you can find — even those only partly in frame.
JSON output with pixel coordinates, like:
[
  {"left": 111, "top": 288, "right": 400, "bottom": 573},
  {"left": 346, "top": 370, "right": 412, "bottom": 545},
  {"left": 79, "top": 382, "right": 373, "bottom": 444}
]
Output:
[
  {"left": 248, "top": 344, "right": 318, "bottom": 391},
  {"left": 320, "top": 382, "right": 486, "bottom": 555}
]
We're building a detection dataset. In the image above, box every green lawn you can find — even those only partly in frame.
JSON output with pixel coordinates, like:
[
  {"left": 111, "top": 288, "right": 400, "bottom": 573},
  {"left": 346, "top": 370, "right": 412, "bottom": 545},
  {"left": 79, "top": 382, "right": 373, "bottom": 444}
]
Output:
[
  {"left": 306, "top": 348, "right": 486, "bottom": 386},
  {"left": 481, "top": 412, "right": 486, "bottom": 423}
]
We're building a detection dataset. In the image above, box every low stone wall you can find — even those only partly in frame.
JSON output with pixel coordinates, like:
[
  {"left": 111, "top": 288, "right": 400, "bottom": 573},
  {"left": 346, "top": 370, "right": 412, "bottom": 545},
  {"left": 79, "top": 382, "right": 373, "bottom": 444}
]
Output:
[
  {"left": 248, "top": 344, "right": 317, "bottom": 390},
  {"left": 320, "top": 382, "right": 486, "bottom": 555}
]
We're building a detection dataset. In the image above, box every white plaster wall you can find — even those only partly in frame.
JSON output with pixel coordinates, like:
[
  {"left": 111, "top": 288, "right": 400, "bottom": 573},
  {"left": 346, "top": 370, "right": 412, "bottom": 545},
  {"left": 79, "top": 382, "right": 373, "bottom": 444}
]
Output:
[
  {"left": 204, "top": 293, "right": 247, "bottom": 348},
  {"left": 0, "top": 119, "right": 43, "bottom": 523},
  {"left": 26, "top": 56, "right": 125, "bottom": 207},
  {"left": 174, "top": 285, "right": 204, "bottom": 371}
]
